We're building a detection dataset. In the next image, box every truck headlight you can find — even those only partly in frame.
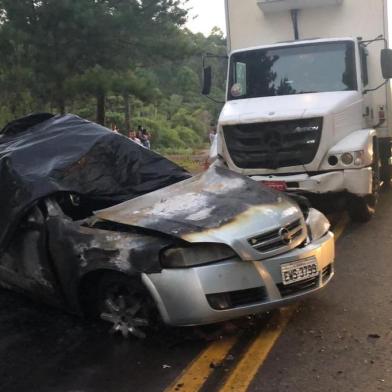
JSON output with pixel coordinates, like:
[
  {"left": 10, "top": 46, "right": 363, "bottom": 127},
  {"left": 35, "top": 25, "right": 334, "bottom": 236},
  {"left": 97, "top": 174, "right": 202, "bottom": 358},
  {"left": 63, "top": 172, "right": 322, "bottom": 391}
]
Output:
[
  {"left": 341, "top": 151, "right": 365, "bottom": 166},
  {"left": 353, "top": 150, "right": 365, "bottom": 166},
  {"left": 341, "top": 152, "right": 354, "bottom": 165},
  {"left": 306, "top": 208, "right": 330, "bottom": 242},
  {"left": 161, "top": 243, "right": 236, "bottom": 268},
  {"left": 328, "top": 150, "right": 366, "bottom": 168}
]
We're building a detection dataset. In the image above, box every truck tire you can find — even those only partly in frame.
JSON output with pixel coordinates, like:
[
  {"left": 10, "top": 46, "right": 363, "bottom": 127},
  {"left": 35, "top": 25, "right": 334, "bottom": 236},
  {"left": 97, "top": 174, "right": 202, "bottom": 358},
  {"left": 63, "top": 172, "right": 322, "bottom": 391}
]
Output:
[
  {"left": 347, "top": 194, "right": 377, "bottom": 222},
  {"left": 348, "top": 142, "right": 380, "bottom": 223}
]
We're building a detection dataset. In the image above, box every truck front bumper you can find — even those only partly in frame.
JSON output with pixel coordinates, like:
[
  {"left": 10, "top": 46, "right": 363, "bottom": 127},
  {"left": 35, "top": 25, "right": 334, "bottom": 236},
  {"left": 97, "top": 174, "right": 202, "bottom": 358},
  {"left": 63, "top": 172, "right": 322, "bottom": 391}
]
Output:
[
  {"left": 142, "top": 232, "right": 334, "bottom": 326},
  {"left": 251, "top": 167, "right": 372, "bottom": 196}
]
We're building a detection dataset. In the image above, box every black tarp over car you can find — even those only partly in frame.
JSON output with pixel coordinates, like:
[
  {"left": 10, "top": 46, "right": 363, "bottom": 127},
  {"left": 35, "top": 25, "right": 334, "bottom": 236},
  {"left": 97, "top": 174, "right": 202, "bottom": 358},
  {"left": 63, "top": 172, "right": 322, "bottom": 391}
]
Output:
[{"left": 0, "top": 114, "right": 190, "bottom": 253}]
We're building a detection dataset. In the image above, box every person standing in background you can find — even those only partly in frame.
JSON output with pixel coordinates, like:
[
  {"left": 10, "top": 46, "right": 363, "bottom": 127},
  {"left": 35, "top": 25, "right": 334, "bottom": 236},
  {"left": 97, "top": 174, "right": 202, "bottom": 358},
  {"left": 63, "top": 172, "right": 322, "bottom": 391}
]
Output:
[
  {"left": 128, "top": 130, "right": 142, "bottom": 145},
  {"left": 141, "top": 128, "right": 151, "bottom": 149},
  {"left": 209, "top": 127, "right": 217, "bottom": 144}
]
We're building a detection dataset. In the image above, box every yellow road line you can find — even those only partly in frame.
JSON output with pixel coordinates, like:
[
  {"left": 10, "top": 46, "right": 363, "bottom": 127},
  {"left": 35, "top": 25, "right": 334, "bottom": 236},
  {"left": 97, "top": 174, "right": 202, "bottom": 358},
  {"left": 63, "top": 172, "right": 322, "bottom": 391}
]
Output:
[
  {"left": 218, "top": 307, "right": 296, "bottom": 392},
  {"left": 218, "top": 218, "right": 349, "bottom": 392},
  {"left": 165, "top": 217, "right": 349, "bottom": 392},
  {"left": 164, "top": 336, "right": 237, "bottom": 392}
]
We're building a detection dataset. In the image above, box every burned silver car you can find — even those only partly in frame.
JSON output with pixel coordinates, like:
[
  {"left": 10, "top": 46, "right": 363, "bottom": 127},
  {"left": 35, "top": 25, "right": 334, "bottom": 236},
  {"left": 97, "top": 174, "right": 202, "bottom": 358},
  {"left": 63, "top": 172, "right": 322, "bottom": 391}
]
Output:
[{"left": 0, "top": 114, "right": 334, "bottom": 338}]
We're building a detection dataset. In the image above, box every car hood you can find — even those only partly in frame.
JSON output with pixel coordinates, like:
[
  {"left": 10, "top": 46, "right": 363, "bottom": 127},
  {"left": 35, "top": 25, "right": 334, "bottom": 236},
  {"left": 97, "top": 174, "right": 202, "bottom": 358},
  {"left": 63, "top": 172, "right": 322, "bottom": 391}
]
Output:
[
  {"left": 95, "top": 166, "right": 303, "bottom": 247},
  {"left": 219, "top": 91, "right": 362, "bottom": 124}
]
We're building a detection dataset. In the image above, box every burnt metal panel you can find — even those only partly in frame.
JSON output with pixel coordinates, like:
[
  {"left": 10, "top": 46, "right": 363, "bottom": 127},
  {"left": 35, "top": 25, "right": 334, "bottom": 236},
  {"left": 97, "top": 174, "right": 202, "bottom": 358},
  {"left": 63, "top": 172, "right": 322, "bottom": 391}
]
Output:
[
  {"left": 45, "top": 214, "right": 173, "bottom": 313},
  {"left": 95, "top": 166, "right": 282, "bottom": 239},
  {"left": 95, "top": 166, "right": 305, "bottom": 261},
  {"left": 0, "top": 205, "right": 65, "bottom": 307}
]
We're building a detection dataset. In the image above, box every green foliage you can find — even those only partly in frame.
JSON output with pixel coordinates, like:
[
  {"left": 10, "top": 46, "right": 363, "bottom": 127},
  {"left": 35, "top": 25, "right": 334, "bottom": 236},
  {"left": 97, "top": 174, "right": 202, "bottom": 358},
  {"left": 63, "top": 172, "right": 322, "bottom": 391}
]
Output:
[
  {"left": 158, "top": 128, "right": 185, "bottom": 149},
  {"left": 0, "top": 1, "right": 227, "bottom": 151},
  {"left": 176, "top": 126, "right": 202, "bottom": 146}
]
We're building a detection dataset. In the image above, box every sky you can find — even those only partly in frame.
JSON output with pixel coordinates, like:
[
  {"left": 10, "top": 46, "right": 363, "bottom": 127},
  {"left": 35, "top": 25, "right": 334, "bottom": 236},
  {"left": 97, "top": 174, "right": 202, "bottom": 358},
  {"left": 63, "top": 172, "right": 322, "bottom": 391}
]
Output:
[{"left": 184, "top": 0, "right": 226, "bottom": 36}]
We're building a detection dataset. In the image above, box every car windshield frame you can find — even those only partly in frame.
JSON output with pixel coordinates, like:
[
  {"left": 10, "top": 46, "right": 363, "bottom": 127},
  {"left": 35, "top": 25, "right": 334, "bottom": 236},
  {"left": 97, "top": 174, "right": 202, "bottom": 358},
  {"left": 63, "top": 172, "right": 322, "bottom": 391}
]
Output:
[{"left": 227, "top": 40, "right": 358, "bottom": 101}]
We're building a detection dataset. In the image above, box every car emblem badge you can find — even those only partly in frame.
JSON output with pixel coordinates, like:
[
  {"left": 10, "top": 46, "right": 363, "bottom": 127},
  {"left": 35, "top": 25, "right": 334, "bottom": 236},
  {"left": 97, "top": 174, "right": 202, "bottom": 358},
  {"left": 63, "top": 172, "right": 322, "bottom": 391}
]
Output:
[{"left": 279, "top": 228, "right": 292, "bottom": 245}]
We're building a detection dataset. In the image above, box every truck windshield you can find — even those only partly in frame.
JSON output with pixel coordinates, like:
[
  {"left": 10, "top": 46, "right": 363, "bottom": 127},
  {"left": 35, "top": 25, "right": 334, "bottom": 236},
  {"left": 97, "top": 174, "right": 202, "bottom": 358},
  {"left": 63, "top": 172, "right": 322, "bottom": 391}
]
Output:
[{"left": 228, "top": 41, "right": 357, "bottom": 100}]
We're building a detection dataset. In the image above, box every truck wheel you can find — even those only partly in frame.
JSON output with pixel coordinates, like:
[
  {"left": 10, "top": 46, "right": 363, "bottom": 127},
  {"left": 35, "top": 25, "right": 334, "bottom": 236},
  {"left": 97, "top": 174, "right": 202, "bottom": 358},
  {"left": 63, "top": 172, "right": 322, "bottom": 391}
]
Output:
[
  {"left": 87, "top": 272, "right": 157, "bottom": 339},
  {"left": 347, "top": 194, "right": 377, "bottom": 222},
  {"left": 347, "top": 149, "right": 380, "bottom": 223}
]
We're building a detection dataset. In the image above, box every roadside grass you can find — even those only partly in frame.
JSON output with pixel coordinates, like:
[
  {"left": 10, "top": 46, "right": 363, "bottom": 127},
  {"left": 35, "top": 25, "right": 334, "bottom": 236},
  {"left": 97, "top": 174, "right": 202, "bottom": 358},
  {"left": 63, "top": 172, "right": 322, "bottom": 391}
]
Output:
[{"left": 160, "top": 147, "right": 209, "bottom": 174}]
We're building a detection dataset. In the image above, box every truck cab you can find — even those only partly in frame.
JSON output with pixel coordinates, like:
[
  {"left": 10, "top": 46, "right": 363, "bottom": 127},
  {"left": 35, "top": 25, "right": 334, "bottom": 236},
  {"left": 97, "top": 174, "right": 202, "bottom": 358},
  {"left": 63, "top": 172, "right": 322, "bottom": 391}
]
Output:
[{"left": 205, "top": 0, "right": 392, "bottom": 221}]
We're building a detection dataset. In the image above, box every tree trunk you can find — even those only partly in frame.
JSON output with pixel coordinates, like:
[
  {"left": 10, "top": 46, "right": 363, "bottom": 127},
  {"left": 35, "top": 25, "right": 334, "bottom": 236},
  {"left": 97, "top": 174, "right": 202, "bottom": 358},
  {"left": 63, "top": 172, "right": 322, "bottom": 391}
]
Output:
[
  {"left": 124, "top": 93, "right": 131, "bottom": 131},
  {"left": 96, "top": 91, "right": 106, "bottom": 125}
]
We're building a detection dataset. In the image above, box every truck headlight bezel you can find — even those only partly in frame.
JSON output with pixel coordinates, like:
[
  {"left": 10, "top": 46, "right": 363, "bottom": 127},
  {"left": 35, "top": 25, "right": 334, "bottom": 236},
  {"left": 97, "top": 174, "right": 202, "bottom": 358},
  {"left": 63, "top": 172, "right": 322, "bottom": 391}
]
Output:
[{"left": 328, "top": 150, "right": 366, "bottom": 168}]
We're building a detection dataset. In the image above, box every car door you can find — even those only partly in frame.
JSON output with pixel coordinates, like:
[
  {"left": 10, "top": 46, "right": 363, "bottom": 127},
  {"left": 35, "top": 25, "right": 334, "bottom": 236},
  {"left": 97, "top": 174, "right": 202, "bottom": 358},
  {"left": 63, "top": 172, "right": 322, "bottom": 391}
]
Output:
[{"left": 0, "top": 204, "right": 62, "bottom": 304}]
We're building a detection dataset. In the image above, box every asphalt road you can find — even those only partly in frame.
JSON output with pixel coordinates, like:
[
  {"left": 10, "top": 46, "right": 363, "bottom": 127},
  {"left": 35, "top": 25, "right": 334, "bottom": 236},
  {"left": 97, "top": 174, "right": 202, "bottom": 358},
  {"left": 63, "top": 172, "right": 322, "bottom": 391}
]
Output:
[
  {"left": 249, "top": 190, "right": 392, "bottom": 392},
  {"left": 0, "top": 190, "right": 391, "bottom": 392}
]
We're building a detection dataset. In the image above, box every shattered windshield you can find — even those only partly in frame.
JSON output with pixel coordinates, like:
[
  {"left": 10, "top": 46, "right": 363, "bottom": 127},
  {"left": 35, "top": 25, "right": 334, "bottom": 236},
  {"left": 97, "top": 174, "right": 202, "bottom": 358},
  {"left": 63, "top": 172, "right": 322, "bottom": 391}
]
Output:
[{"left": 228, "top": 41, "right": 357, "bottom": 100}]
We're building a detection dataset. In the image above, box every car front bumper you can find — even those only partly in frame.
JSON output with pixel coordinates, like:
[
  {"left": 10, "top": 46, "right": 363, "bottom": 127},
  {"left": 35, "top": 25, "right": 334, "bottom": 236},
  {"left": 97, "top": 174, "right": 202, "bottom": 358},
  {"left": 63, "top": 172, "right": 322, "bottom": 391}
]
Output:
[
  {"left": 142, "top": 232, "right": 335, "bottom": 326},
  {"left": 251, "top": 167, "right": 372, "bottom": 196}
]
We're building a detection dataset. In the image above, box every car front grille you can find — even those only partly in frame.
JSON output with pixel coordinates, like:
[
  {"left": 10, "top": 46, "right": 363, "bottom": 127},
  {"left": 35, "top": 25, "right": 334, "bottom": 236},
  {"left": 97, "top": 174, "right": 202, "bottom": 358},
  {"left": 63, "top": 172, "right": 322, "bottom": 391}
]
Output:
[
  {"left": 206, "top": 287, "right": 268, "bottom": 310},
  {"left": 322, "top": 264, "right": 333, "bottom": 283},
  {"left": 223, "top": 117, "right": 322, "bottom": 169},
  {"left": 248, "top": 219, "right": 304, "bottom": 253},
  {"left": 277, "top": 276, "right": 319, "bottom": 297}
]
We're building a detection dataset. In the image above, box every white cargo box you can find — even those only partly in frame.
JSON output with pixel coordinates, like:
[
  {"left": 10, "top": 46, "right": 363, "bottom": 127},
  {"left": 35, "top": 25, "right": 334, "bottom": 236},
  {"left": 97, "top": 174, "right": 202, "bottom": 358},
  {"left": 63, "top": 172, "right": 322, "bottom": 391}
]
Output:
[
  {"left": 227, "top": 0, "right": 387, "bottom": 50},
  {"left": 257, "top": 0, "right": 343, "bottom": 13}
]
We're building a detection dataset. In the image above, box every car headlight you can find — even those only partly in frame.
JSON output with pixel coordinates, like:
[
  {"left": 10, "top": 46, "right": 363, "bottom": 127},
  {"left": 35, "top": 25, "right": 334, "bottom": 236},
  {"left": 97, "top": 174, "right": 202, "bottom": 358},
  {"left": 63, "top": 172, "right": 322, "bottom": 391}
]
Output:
[
  {"left": 306, "top": 208, "right": 331, "bottom": 242},
  {"left": 161, "top": 243, "right": 236, "bottom": 268}
]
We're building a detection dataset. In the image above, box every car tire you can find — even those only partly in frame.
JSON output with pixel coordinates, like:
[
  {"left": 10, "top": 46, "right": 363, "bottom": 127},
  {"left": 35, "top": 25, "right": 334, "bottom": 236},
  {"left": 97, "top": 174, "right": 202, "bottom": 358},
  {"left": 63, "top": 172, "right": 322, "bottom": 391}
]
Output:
[
  {"left": 86, "top": 272, "right": 158, "bottom": 339},
  {"left": 348, "top": 145, "right": 380, "bottom": 223}
]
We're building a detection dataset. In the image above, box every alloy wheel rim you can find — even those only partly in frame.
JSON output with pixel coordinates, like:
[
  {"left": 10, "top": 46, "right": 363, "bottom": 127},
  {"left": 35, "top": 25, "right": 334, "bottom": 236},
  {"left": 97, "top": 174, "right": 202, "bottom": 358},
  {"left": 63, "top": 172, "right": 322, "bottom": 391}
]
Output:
[{"left": 100, "top": 294, "right": 149, "bottom": 339}]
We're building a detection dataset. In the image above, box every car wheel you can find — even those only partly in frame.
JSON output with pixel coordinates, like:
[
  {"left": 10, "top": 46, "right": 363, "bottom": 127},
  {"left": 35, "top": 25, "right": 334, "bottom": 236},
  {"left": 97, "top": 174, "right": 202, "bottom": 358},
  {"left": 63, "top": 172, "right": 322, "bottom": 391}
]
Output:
[
  {"left": 348, "top": 148, "right": 380, "bottom": 223},
  {"left": 92, "top": 272, "right": 155, "bottom": 339}
]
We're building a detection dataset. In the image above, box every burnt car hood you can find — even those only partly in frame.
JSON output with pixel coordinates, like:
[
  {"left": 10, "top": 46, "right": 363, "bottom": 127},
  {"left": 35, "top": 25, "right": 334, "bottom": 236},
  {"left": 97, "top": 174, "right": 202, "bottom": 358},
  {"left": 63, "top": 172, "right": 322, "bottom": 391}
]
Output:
[{"left": 95, "top": 166, "right": 303, "bottom": 246}]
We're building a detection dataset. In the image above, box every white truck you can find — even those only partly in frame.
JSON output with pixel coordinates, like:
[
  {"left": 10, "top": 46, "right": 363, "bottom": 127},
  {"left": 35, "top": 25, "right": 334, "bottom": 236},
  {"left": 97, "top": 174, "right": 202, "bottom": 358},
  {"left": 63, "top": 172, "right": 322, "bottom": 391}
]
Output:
[{"left": 203, "top": 0, "right": 392, "bottom": 221}]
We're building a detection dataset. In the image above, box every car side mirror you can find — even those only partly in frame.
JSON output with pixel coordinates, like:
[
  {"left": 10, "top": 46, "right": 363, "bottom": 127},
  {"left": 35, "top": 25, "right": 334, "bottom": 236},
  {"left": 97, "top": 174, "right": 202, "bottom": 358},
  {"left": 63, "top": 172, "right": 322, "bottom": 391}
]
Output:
[
  {"left": 381, "top": 49, "right": 392, "bottom": 79},
  {"left": 202, "top": 66, "right": 212, "bottom": 95}
]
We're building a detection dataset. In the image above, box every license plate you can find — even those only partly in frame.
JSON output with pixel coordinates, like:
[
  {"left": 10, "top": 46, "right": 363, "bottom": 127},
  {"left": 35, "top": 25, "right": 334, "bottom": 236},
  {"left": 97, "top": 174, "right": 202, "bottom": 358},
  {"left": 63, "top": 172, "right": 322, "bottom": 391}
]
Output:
[
  {"left": 281, "top": 258, "right": 319, "bottom": 286},
  {"left": 261, "top": 181, "right": 287, "bottom": 192}
]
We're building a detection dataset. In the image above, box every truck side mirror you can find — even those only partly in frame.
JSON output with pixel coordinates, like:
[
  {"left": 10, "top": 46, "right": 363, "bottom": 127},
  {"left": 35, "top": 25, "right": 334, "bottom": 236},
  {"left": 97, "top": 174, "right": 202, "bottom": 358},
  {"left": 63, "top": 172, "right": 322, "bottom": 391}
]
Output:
[
  {"left": 202, "top": 66, "right": 212, "bottom": 95},
  {"left": 381, "top": 49, "right": 392, "bottom": 79}
]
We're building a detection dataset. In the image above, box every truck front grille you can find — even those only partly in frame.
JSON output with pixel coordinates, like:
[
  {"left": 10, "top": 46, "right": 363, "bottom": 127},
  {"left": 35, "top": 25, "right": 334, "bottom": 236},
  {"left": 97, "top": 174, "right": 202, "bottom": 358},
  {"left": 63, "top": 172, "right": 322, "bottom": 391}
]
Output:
[{"left": 223, "top": 118, "right": 322, "bottom": 169}]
